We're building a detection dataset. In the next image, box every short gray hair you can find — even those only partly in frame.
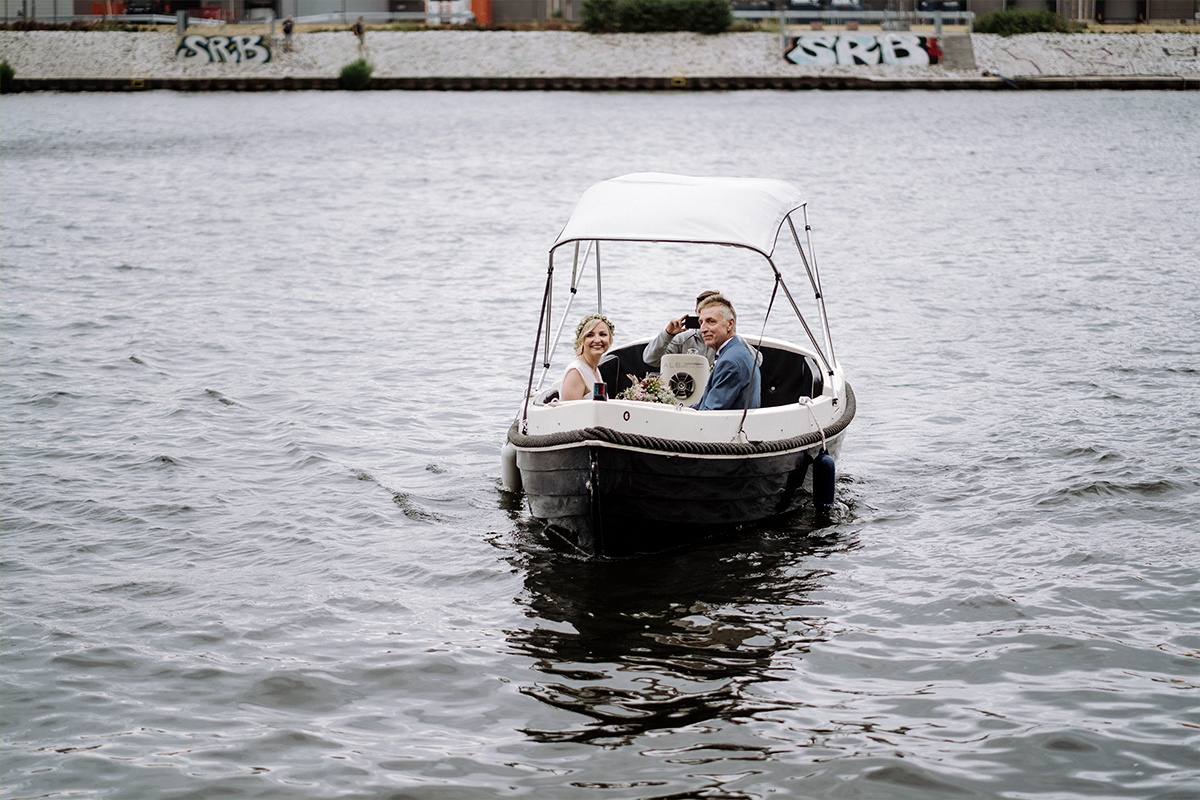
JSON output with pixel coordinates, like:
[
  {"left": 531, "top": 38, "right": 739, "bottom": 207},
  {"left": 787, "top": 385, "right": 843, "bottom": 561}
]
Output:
[{"left": 697, "top": 295, "right": 735, "bottom": 322}]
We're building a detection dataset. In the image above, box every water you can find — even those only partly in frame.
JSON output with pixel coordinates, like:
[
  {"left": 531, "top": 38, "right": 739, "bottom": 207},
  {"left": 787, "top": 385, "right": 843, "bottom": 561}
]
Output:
[{"left": 2, "top": 89, "right": 1196, "bottom": 799}]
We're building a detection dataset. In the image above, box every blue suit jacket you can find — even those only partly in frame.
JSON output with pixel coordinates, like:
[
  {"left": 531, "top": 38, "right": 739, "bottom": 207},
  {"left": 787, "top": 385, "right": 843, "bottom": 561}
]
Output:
[{"left": 693, "top": 336, "right": 761, "bottom": 411}]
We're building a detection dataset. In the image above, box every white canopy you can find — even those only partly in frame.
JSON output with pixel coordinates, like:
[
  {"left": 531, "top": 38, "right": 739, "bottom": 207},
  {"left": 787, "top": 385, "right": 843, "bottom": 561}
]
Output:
[{"left": 551, "top": 173, "right": 807, "bottom": 258}]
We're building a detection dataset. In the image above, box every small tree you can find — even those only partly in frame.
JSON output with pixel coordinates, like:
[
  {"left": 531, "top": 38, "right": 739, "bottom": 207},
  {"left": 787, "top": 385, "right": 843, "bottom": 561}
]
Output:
[
  {"left": 1, "top": 59, "right": 14, "bottom": 93},
  {"left": 339, "top": 58, "right": 373, "bottom": 90}
]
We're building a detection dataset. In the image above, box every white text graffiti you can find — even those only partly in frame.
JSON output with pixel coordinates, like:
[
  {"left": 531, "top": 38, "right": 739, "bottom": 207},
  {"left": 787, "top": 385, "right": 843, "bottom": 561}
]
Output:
[
  {"left": 784, "top": 34, "right": 941, "bottom": 66},
  {"left": 176, "top": 35, "right": 272, "bottom": 64}
]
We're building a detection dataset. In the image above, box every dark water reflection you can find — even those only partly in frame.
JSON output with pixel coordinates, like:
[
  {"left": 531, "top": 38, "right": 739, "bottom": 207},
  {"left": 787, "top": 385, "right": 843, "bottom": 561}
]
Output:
[{"left": 507, "top": 520, "right": 857, "bottom": 746}]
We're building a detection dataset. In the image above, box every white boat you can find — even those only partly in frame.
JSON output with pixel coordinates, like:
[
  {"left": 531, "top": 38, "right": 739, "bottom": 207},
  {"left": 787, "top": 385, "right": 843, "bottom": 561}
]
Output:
[{"left": 501, "top": 173, "right": 856, "bottom": 558}]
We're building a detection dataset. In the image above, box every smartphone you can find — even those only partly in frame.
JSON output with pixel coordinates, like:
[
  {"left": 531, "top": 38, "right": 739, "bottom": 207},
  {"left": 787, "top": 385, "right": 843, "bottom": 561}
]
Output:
[{"left": 684, "top": 315, "right": 700, "bottom": 329}]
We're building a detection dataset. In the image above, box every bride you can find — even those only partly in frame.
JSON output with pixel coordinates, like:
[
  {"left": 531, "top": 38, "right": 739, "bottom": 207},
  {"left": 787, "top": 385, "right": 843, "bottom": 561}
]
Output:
[{"left": 561, "top": 314, "right": 614, "bottom": 401}]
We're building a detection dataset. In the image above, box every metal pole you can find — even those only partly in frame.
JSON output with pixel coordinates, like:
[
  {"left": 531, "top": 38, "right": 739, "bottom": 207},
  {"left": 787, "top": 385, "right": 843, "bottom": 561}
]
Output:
[
  {"left": 524, "top": 265, "right": 556, "bottom": 427},
  {"left": 595, "top": 241, "right": 602, "bottom": 315},
  {"left": 772, "top": 268, "right": 833, "bottom": 379},
  {"left": 571, "top": 241, "right": 579, "bottom": 291},
  {"left": 797, "top": 208, "right": 837, "bottom": 371},
  {"left": 536, "top": 240, "right": 594, "bottom": 391},
  {"left": 785, "top": 214, "right": 835, "bottom": 372},
  {"left": 779, "top": 3, "right": 787, "bottom": 55},
  {"left": 543, "top": 251, "right": 554, "bottom": 373}
]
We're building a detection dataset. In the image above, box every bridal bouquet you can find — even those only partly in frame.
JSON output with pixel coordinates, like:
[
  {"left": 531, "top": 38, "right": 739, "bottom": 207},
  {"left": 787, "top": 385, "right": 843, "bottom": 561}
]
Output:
[{"left": 616, "top": 374, "right": 677, "bottom": 405}]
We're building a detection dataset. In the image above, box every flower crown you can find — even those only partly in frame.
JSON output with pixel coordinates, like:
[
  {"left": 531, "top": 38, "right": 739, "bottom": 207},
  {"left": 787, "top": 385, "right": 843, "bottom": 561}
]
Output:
[{"left": 575, "top": 313, "right": 615, "bottom": 340}]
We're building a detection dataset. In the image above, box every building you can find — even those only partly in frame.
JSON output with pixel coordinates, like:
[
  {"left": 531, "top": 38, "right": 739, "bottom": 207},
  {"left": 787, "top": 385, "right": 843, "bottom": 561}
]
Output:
[{"left": 0, "top": 0, "right": 1193, "bottom": 27}]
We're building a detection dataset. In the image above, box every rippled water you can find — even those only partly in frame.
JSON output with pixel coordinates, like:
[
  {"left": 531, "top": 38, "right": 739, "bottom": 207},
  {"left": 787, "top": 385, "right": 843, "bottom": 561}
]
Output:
[{"left": 2, "top": 90, "right": 1197, "bottom": 799}]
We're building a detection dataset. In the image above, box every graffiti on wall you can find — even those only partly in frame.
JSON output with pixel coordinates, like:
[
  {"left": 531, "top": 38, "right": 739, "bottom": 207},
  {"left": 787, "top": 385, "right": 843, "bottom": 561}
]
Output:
[
  {"left": 785, "top": 34, "right": 941, "bottom": 66},
  {"left": 176, "top": 35, "right": 272, "bottom": 64}
]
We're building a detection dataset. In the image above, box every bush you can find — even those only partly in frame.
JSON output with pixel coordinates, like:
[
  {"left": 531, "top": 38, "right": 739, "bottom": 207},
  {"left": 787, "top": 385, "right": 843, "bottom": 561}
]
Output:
[
  {"left": 973, "top": 9, "right": 1071, "bottom": 36},
  {"left": 581, "top": 0, "right": 731, "bottom": 34},
  {"left": 1, "top": 59, "right": 13, "bottom": 93},
  {"left": 339, "top": 58, "right": 373, "bottom": 90},
  {"left": 620, "top": 0, "right": 669, "bottom": 32},
  {"left": 581, "top": 0, "right": 620, "bottom": 32},
  {"left": 688, "top": 0, "right": 733, "bottom": 34}
]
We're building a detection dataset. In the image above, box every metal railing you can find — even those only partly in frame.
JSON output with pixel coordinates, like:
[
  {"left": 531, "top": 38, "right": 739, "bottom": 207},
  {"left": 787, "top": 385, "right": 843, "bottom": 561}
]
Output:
[
  {"left": 0, "top": 4, "right": 474, "bottom": 26},
  {"left": 290, "top": 11, "right": 476, "bottom": 25},
  {"left": 734, "top": 8, "right": 976, "bottom": 34}
]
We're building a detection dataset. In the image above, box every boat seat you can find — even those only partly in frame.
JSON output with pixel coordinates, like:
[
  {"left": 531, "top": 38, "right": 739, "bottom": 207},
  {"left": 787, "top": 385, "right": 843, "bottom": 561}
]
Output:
[
  {"left": 759, "top": 350, "right": 824, "bottom": 407},
  {"left": 660, "top": 354, "right": 709, "bottom": 405},
  {"left": 598, "top": 347, "right": 652, "bottom": 396}
]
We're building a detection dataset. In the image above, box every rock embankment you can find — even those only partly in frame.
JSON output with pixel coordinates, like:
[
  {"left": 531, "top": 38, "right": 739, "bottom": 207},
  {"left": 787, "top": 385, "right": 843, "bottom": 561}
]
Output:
[{"left": 1, "top": 30, "right": 1196, "bottom": 86}]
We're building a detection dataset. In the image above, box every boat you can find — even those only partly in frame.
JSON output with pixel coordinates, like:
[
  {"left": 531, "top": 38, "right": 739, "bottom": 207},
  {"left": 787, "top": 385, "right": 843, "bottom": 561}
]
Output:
[{"left": 500, "top": 173, "right": 856, "bottom": 558}]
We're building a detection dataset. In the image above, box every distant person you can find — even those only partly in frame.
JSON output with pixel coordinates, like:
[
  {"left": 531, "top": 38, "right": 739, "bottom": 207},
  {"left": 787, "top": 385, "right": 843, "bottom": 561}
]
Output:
[
  {"left": 643, "top": 290, "right": 721, "bottom": 371},
  {"left": 351, "top": 16, "right": 365, "bottom": 51},
  {"left": 561, "top": 314, "right": 614, "bottom": 402},
  {"left": 282, "top": 15, "right": 294, "bottom": 51},
  {"left": 691, "top": 296, "right": 761, "bottom": 411}
]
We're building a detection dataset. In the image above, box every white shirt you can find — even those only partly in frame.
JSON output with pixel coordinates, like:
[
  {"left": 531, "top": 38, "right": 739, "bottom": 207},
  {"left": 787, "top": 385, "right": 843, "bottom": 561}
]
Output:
[{"left": 561, "top": 358, "right": 602, "bottom": 397}]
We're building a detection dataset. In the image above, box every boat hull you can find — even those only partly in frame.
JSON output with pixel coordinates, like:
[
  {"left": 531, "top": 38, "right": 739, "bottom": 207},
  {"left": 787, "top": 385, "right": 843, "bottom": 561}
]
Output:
[{"left": 515, "top": 435, "right": 844, "bottom": 558}]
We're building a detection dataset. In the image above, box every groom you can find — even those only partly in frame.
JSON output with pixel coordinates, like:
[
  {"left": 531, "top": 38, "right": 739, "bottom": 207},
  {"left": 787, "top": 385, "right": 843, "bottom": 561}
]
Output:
[{"left": 692, "top": 296, "right": 761, "bottom": 411}]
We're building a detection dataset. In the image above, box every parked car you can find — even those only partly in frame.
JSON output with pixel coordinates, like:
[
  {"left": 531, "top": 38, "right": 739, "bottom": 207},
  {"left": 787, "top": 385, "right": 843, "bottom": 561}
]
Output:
[
  {"left": 826, "top": 0, "right": 864, "bottom": 23},
  {"left": 788, "top": 0, "right": 823, "bottom": 23},
  {"left": 918, "top": 0, "right": 963, "bottom": 22},
  {"left": 732, "top": 1, "right": 778, "bottom": 21}
]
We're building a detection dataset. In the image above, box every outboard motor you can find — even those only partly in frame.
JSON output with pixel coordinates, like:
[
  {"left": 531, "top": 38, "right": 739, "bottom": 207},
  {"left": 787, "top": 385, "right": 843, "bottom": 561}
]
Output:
[{"left": 813, "top": 449, "right": 835, "bottom": 513}]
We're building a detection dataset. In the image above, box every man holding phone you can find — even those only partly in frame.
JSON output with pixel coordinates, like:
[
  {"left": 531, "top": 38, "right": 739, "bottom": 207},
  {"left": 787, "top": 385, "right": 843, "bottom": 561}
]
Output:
[{"left": 642, "top": 290, "right": 722, "bottom": 370}]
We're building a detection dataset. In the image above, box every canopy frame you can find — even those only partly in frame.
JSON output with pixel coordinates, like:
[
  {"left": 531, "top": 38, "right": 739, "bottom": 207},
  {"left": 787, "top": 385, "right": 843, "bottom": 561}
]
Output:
[{"left": 520, "top": 175, "right": 839, "bottom": 433}]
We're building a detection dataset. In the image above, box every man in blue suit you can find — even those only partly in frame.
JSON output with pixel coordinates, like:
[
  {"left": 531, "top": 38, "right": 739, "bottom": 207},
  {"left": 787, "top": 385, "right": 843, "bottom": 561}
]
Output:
[{"left": 692, "top": 296, "right": 761, "bottom": 411}]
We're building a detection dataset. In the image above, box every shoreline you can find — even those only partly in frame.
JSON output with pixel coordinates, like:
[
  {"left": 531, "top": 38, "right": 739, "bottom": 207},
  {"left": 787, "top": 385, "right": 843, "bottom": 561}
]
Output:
[
  {"left": 2, "top": 30, "right": 1197, "bottom": 91},
  {"left": 7, "top": 74, "right": 1196, "bottom": 92}
]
